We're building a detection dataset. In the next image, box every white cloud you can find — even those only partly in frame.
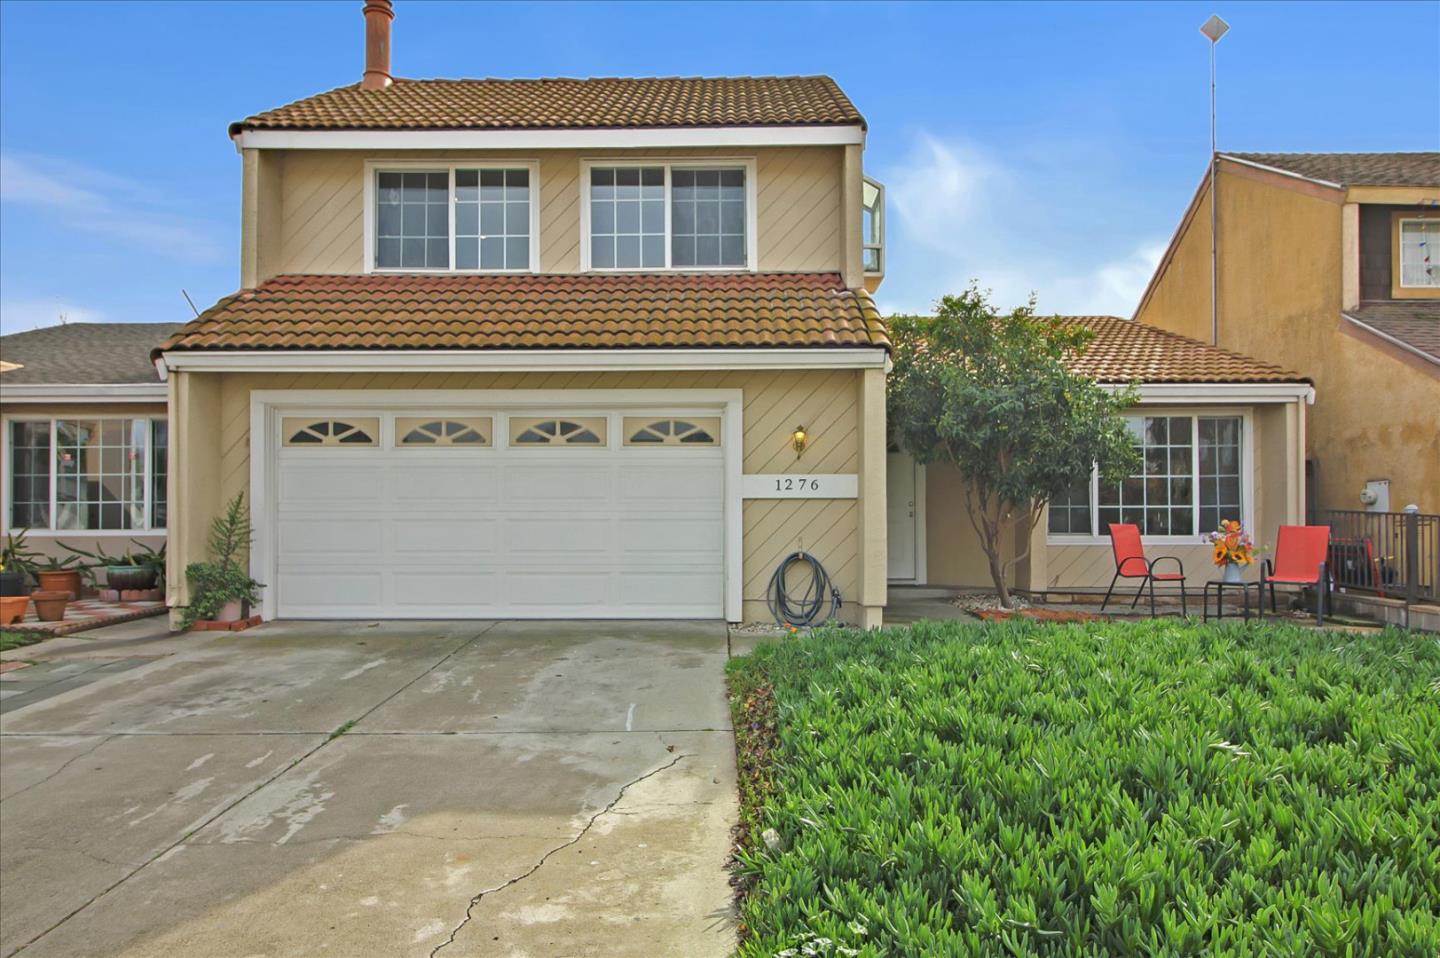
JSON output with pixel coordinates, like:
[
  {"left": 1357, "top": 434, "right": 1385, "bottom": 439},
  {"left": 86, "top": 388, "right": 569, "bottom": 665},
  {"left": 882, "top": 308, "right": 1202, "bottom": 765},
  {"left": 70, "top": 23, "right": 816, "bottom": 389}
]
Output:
[
  {"left": 0, "top": 299, "right": 106, "bottom": 335},
  {"left": 876, "top": 133, "right": 1164, "bottom": 318},
  {"left": 0, "top": 153, "right": 222, "bottom": 263}
]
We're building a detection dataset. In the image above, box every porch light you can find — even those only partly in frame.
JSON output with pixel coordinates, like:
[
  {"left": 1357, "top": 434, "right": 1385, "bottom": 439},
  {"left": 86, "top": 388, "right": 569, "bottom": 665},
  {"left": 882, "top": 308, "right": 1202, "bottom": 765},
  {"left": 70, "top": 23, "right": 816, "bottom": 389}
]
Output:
[{"left": 792, "top": 426, "right": 808, "bottom": 456}]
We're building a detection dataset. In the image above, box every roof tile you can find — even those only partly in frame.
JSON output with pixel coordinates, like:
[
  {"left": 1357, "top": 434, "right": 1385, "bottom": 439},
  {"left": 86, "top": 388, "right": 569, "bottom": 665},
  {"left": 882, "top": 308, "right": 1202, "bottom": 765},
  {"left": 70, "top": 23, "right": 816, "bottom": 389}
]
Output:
[
  {"left": 232, "top": 76, "right": 864, "bottom": 133},
  {"left": 1225, "top": 152, "right": 1440, "bottom": 188},
  {"left": 157, "top": 273, "right": 889, "bottom": 355},
  {"left": 1056, "top": 315, "right": 1307, "bottom": 384},
  {"left": 1344, "top": 301, "right": 1440, "bottom": 363}
]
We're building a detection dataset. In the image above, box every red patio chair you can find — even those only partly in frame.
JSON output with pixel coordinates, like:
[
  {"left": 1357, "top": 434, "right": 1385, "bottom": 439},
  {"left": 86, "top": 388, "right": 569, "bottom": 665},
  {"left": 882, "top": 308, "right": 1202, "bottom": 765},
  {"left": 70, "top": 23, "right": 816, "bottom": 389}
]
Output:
[
  {"left": 1100, "top": 523, "right": 1188, "bottom": 617},
  {"left": 1261, "top": 525, "right": 1331, "bottom": 624}
]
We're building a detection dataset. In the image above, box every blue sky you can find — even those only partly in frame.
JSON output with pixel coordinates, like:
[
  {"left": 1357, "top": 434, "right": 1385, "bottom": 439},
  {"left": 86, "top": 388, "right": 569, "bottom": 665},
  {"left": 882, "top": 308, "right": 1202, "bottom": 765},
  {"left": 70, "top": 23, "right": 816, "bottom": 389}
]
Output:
[{"left": 1, "top": 0, "right": 1435, "bottom": 334}]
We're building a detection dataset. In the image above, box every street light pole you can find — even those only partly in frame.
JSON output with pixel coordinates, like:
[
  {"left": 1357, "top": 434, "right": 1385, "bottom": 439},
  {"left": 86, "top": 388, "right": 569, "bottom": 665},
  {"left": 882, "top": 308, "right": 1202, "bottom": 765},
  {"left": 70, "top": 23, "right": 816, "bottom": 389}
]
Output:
[{"left": 1201, "top": 15, "right": 1229, "bottom": 347}]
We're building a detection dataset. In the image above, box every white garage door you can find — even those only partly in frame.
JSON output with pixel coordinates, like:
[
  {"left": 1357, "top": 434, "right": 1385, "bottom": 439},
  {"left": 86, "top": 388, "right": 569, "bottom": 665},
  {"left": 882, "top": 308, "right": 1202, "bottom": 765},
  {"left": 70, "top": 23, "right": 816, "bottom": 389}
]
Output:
[{"left": 272, "top": 411, "right": 725, "bottom": 619}]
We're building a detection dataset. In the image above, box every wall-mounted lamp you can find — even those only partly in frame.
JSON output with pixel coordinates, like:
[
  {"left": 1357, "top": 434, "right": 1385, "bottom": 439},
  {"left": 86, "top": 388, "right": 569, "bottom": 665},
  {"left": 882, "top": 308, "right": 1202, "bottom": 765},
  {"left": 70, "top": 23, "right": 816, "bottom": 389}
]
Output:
[{"left": 792, "top": 426, "right": 808, "bottom": 456}]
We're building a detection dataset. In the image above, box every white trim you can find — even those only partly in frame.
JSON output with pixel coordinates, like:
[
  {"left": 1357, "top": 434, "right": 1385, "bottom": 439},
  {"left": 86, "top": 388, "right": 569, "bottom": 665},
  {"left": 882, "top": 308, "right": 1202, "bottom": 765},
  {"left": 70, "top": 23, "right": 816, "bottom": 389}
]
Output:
[
  {"left": 578, "top": 158, "right": 759, "bottom": 272},
  {"left": 159, "top": 347, "right": 888, "bottom": 374},
  {"left": 1217, "top": 154, "right": 1345, "bottom": 191},
  {"left": 0, "top": 412, "right": 168, "bottom": 537},
  {"left": 1342, "top": 311, "right": 1440, "bottom": 367},
  {"left": 1394, "top": 216, "right": 1440, "bottom": 291},
  {"left": 1101, "top": 382, "right": 1315, "bottom": 404},
  {"left": 362, "top": 159, "right": 542, "bottom": 274},
  {"left": 0, "top": 383, "right": 168, "bottom": 402},
  {"left": 247, "top": 388, "right": 744, "bottom": 623},
  {"left": 862, "top": 175, "right": 885, "bottom": 276},
  {"left": 235, "top": 125, "right": 866, "bottom": 152},
  {"left": 1046, "top": 407, "right": 1256, "bottom": 547}
]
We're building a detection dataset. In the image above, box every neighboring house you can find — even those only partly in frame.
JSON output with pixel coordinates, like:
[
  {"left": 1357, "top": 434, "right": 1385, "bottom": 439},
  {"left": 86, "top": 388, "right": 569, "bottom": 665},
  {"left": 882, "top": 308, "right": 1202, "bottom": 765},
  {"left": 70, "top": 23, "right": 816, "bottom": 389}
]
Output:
[
  {"left": 1135, "top": 152, "right": 1440, "bottom": 517},
  {"left": 0, "top": 323, "right": 180, "bottom": 565},
  {"left": 154, "top": 0, "right": 890, "bottom": 626},
  {"left": 887, "top": 315, "right": 1313, "bottom": 594}
]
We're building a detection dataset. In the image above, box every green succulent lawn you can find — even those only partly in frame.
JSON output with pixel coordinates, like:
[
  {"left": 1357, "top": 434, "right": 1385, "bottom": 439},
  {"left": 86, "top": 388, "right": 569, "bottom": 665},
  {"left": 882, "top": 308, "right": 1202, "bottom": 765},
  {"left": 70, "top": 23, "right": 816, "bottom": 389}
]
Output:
[
  {"left": 0, "top": 631, "right": 44, "bottom": 653},
  {"left": 726, "top": 620, "right": 1439, "bottom": 957}
]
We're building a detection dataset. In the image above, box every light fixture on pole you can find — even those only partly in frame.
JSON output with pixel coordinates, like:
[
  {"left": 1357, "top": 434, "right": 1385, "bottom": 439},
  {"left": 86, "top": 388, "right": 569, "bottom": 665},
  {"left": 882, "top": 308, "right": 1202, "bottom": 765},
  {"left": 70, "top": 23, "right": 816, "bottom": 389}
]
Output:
[{"left": 1200, "top": 14, "right": 1229, "bottom": 346}]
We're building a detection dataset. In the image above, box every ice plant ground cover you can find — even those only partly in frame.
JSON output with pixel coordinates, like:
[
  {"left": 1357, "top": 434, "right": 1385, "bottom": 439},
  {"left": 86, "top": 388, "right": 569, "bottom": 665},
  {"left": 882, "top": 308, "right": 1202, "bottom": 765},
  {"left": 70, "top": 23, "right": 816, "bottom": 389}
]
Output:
[{"left": 726, "top": 620, "right": 1440, "bottom": 956}]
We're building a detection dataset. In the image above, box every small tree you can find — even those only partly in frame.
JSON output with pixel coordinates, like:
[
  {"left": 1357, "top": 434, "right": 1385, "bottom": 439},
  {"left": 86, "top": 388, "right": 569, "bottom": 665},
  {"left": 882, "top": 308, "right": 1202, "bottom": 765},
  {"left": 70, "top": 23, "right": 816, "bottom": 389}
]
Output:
[{"left": 888, "top": 285, "right": 1140, "bottom": 607}]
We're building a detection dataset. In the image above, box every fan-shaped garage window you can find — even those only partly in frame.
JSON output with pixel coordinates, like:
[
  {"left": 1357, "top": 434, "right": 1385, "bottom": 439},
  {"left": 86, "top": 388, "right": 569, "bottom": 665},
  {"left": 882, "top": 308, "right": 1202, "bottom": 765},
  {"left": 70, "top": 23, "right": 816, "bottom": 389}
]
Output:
[
  {"left": 396, "top": 417, "right": 492, "bottom": 446},
  {"left": 624, "top": 417, "right": 721, "bottom": 446},
  {"left": 282, "top": 418, "right": 380, "bottom": 447},
  {"left": 509, "top": 417, "right": 607, "bottom": 446}
]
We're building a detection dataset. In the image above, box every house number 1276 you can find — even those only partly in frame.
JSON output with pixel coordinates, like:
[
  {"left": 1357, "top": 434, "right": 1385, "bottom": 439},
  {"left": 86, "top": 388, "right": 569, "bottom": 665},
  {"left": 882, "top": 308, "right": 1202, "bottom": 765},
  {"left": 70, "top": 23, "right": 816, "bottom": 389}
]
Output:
[{"left": 776, "top": 478, "right": 820, "bottom": 491}]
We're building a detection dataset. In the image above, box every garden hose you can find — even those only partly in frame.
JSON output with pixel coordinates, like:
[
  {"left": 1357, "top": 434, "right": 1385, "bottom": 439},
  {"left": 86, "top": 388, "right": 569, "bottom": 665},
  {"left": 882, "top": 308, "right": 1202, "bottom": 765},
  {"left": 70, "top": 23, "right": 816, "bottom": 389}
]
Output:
[{"left": 767, "top": 551, "right": 842, "bottom": 628}]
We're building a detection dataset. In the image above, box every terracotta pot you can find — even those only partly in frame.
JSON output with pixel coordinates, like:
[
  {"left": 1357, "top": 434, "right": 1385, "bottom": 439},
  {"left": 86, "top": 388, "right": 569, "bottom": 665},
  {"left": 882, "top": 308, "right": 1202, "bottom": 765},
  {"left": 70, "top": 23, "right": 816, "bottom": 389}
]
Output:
[
  {"left": 0, "top": 571, "right": 28, "bottom": 597},
  {"left": 0, "top": 595, "right": 28, "bottom": 626},
  {"left": 105, "top": 565, "right": 157, "bottom": 591},
  {"left": 31, "top": 590, "right": 69, "bottom": 622},
  {"left": 217, "top": 599, "right": 244, "bottom": 622},
  {"left": 36, "top": 570, "right": 83, "bottom": 601}
]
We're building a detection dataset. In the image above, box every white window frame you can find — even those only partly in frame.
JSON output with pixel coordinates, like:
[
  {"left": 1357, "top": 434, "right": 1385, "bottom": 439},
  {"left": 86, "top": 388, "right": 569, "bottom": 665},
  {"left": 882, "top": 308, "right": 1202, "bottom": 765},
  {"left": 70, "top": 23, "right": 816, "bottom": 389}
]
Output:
[
  {"left": 362, "top": 159, "right": 542, "bottom": 275},
  {"left": 578, "top": 157, "right": 759, "bottom": 272},
  {"left": 862, "top": 175, "right": 885, "bottom": 275},
  {"left": 1045, "top": 407, "right": 1254, "bottom": 546},
  {"left": 1397, "top": 216, "right": 1440, "bottom": 289},
  {"left": 1, "top": 414, "right": 169, "bottom": 536}
]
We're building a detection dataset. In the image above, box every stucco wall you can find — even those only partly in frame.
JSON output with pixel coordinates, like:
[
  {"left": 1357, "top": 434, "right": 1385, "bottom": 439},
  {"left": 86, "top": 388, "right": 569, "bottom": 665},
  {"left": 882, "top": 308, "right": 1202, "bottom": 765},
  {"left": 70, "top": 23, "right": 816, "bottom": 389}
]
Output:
[
  {"left": 0, "top": 402, "right": 168, "bottom": 577},
  {"left": 247, "top": 146, "right": 846, "bottom": 282},
  {"left": 169, "top": 368, "right": 883, "bottom": 625},
  {"left": 1136, "top": 161, "right": 1440, "bottom": 513}
]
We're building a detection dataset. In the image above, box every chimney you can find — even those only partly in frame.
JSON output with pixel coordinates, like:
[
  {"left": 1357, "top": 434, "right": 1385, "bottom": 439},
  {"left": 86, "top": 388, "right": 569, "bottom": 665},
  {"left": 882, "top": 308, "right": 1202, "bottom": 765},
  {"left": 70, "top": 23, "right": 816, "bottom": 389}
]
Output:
[{"left": 361, "top": 0, "right": 394, "bottom": 90}]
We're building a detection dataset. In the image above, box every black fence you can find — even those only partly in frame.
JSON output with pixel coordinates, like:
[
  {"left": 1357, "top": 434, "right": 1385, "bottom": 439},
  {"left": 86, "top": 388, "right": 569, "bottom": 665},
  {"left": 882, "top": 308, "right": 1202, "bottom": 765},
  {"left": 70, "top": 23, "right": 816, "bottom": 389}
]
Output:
[{"left": 1326, "top": 509, "right": 1440, "bottom": 605}]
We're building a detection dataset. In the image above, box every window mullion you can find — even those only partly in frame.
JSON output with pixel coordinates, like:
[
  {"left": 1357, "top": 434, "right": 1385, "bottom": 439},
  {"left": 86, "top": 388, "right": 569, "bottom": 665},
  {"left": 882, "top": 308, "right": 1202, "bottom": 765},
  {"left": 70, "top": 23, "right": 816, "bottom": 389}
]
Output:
[
  {"left": 49, "top": 419, "right": 58, "bottom": 532},
  {"left": 663, "top": 165, "right": 672, "bottom": 269},
  {"left": 1191, "top": 415, "right": 1201, "bottom": 536},
  {"left": 448, "top": 168, "right": 457, "bottom": 274},
  {"left": 142, "top": 419, "right": 153, "bottom": 531}
]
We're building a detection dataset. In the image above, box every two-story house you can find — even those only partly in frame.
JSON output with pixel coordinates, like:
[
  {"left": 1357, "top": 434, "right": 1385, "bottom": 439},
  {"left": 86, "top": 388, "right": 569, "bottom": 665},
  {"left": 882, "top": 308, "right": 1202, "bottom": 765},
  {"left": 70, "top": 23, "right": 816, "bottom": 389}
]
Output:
[
  {"left": 1135, "top": 152, "right": 1440, "bottom": 517},
  {"left": 154, "top": 0, "right": 891, "bottom": 626}
]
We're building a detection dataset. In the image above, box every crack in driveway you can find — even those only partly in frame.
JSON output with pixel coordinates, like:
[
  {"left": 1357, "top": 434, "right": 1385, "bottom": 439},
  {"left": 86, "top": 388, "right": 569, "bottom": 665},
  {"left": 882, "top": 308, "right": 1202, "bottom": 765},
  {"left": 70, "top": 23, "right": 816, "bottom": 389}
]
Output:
[
  {"left": 429, "top": 751, "right": 690, "bottom": 958},
  {"left": 0, "top": 735, "right": 114, "bottom": 806}
]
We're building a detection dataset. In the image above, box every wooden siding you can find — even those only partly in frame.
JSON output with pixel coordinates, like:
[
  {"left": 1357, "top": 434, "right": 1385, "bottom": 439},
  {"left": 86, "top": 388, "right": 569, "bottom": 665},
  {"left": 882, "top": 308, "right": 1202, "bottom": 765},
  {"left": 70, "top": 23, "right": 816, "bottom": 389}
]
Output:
[
  {"left": 186, "top": 368, "right": 865, "bottom": 622},
  {"left": 262, "top": 147, "right": 844, "bottom": 280}
]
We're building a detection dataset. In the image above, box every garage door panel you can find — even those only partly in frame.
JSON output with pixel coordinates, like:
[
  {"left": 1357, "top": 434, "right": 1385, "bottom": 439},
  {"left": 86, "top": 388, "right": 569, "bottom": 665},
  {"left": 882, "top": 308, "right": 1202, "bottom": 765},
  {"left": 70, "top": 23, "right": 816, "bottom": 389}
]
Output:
[
  {"left": 278, "top": 517, "right": 383, "bottom": 555},
  {"left": 503, "top": 517, "right": 612, "bottom": 554},
  {"left": 393, "top": 519, "right": 499, "bottom": 555},
  {"left": 274, "top": 408, "right": 725, "bottom": 619}
]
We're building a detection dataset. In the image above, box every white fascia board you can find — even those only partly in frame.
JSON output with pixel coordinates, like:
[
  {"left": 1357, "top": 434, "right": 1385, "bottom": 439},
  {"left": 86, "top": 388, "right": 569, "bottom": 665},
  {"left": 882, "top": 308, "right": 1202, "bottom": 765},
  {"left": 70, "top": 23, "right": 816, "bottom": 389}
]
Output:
[
  {"left": 1342, "top": 312, "right": 1440, "bottom": 368},
  {"left": 1099, "top": 381, "right": 1316, "bottom": 404},
  {"left": 1218, "top": 155, "right": 1344, "bottom": 191},
  {"left": 159, "top": 348, "right": 889, "bottom": 373},
  {"left": 0, "top": 383, "right": 169, "bottom": 402},
  {"left": 236, "top": 125, "right": 866, "bottom": 151}
]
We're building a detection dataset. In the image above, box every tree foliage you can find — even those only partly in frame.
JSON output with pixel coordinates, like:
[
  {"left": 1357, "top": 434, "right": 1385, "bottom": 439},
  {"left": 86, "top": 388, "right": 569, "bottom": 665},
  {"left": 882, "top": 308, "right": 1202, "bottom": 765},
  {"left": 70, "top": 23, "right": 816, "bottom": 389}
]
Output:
[{"left": 888, "top": 286, "right": 1139, "bottom": 606}]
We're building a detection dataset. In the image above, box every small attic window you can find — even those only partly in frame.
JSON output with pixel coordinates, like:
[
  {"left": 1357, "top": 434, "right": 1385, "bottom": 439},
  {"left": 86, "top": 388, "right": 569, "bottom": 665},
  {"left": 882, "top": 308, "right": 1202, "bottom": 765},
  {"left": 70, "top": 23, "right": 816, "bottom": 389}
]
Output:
[{"left": 862, "top": 176, "right": 884, "bottom": 274}]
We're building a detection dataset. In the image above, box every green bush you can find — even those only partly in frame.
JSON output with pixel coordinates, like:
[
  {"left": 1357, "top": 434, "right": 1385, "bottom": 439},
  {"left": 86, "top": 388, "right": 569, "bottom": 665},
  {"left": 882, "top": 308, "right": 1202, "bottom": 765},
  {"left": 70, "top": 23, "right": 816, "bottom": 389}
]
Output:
[{"left": 727, "top": 620, "right": 1440, "bottom": 956}]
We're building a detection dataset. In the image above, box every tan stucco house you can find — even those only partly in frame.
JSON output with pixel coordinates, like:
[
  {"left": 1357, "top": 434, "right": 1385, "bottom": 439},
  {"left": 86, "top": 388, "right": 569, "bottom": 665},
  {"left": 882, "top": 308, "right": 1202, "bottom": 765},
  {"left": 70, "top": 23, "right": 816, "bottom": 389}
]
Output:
[
  {"left": 153, "top": 1, "right": 891, "bottom": 627},
  {"left": 1135, "top": 152, "right": 1440, "bottom": 517},
  {"left": 0, "top": 323, "right": 179, "bottom": 568},
  {"left": 888, "top": 315, "right": 1314, "bottom": 595}
]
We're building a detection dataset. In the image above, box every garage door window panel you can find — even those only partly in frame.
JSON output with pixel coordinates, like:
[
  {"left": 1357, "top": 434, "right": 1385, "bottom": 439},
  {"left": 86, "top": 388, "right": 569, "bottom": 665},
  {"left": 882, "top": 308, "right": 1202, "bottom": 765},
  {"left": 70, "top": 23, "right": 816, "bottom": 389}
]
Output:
[
  {"left": 283, "top": 418, "right": 380, "bottom": 447},
  {"left": 396, "top": 417, "right": 492, "bottom": 446},
  {"left": 623, "top": 417, "right": 721, "bottom": 446},
  {"left": 510, "top": 418, "right": 608, "bottom": 446}
]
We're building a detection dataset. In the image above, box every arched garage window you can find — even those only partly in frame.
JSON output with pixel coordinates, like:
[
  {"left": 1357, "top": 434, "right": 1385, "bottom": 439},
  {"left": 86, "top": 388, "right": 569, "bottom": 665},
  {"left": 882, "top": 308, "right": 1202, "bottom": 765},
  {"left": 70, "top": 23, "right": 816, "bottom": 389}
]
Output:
[
  {"left": 283, "top": 418, "right": 379, "bottom": 446},
  {"left": 623, "top": 418, "right": 720, "bottom": 445},
  {"left": 509, "top": 418, "right": 607, "bottom": 446},
  {"left": 396, "top": 418, "right": 491, "bottom": 446}
]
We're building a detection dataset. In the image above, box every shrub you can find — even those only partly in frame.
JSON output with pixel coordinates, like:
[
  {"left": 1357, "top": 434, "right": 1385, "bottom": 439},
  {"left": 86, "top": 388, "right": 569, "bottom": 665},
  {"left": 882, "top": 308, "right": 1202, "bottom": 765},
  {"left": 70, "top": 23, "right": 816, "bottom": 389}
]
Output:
[{"left": 727, "top": 620, "right": 1440, "bottom": 956}]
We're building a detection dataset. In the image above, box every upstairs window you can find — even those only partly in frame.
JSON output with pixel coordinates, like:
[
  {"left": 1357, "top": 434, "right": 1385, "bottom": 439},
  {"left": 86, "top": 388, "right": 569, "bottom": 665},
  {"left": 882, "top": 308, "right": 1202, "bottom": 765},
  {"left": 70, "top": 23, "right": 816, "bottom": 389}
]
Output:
[
  {"left": 370, "top": 164, "right": 536, "bottom": 273},
  {"left": 584, "top": 161, "right": 754, "bottom": 271},
  {"left": 1398, "top": 217, "right": 1439, "bottom": 289},
  {"left": 862, "top": 176, "right": 885, "bottom": 274}
]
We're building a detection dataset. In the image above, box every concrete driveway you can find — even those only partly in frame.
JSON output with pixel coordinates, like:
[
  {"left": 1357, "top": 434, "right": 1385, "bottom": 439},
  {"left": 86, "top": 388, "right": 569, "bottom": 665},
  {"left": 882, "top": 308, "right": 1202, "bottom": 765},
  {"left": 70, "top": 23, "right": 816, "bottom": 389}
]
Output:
[{"left": 0, "top": 621, "right": 738, "bottom": 958}]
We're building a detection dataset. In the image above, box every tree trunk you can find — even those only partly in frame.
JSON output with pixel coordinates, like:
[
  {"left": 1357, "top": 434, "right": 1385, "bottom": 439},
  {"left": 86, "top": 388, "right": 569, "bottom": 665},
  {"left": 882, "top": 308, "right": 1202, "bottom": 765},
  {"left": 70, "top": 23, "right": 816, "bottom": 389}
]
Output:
[{"left": 987, "top": 549, "right": 1013, "bottom": 609}]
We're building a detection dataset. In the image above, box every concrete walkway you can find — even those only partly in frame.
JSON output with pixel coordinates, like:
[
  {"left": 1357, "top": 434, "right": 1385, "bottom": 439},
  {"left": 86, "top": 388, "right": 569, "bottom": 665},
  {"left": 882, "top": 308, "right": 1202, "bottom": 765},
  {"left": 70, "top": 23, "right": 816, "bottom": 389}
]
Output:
[{"left": 0, "top": 620, "right": 737, "bottom": 958}]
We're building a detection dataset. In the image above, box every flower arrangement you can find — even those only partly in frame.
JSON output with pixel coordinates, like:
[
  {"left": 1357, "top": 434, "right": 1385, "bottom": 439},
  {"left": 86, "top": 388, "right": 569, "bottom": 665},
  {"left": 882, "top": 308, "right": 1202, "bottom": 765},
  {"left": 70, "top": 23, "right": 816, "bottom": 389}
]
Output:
[{"left": 1205, "top": 519, "right": 1255, "bottom": 567}]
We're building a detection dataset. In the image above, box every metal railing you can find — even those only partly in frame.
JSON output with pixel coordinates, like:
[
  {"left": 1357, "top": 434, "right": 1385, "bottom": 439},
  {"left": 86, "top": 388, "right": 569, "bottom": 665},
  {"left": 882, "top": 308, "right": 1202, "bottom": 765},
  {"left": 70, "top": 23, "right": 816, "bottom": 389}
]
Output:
[{"left": 1326, "top": 508, "right": 1440, "bottom": 605}]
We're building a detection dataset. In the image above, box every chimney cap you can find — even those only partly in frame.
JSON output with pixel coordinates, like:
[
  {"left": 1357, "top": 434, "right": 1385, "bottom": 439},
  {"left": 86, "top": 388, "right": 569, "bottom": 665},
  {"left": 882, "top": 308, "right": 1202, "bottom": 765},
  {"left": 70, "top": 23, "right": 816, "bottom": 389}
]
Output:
[{"left": 361, "top": 0, "right": 394, "bottom": 91}]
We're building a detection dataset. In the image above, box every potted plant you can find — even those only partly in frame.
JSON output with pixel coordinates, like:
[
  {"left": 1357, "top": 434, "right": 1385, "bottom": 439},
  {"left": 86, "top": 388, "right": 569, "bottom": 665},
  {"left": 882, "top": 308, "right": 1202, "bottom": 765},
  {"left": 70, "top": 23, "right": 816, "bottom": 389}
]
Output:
[
  {"left": 182, "top": 493, "right": 263, "bottom": 629},
  {"left": 1205, "top": 518, "right": 1256, "bottom": 583},
  {"left": 0, "top": 563, "right": 29, "bottom": 625},
  {"left": 61, "top": 539, "right": 166, "bottom": 592},
  {"left": 30, "top": 552, "right": 88, "bottom": 600},
  {"left": 30, "top": 589, "right": 69, "bottom": 622},
  {"left": 1, "top": 531, "right": 35, "bottom": 597}
]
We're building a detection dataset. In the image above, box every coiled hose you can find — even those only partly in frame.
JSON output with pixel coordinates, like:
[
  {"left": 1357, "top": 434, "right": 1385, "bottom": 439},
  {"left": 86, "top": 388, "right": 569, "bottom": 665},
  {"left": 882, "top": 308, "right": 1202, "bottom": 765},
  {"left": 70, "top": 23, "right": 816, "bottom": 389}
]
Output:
[{"left": 767, "top": 551, "right": 842, "bottom": 628}]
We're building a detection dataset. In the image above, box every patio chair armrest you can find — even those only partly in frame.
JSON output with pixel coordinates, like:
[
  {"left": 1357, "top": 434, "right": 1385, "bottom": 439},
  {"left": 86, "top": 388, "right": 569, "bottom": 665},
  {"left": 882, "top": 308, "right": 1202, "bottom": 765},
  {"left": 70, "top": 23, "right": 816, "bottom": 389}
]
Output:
[
  {"left": 1261, "top": 558, "right": 1274, "bottom": 583},
  {"left": 1151, "top": 555, "right": 1185, "bottom": 579}
]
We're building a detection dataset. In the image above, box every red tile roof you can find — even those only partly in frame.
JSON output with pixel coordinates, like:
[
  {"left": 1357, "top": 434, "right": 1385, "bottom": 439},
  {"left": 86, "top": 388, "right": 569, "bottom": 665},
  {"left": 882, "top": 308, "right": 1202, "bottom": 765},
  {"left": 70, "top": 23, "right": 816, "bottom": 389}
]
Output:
[
  {"left": 1057, "top": 315, "right": 1307, "bottom": 384},
  {"left": 156, "top": 273, "right": 888, "bottom": 354},
  {"left": 231, "top": 76, "right": 864, "bottom": 134}
]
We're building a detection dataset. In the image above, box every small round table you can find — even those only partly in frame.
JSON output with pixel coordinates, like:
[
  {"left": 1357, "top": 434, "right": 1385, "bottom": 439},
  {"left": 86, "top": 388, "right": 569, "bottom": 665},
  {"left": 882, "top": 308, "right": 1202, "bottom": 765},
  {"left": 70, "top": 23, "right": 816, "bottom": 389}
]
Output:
[{"left": 1203, "top": 579, "right": 1263, "bottom": 623}]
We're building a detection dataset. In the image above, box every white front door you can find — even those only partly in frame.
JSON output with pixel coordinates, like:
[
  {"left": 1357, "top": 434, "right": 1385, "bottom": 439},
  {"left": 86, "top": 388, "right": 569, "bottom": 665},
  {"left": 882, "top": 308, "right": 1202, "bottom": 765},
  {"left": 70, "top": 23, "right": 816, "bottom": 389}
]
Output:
[
  {"left": 886, "top": 452, "right": 917, "bottom": 580},
  {"left": 272, "top": 410, "right": 726, "bottom": 619}
]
